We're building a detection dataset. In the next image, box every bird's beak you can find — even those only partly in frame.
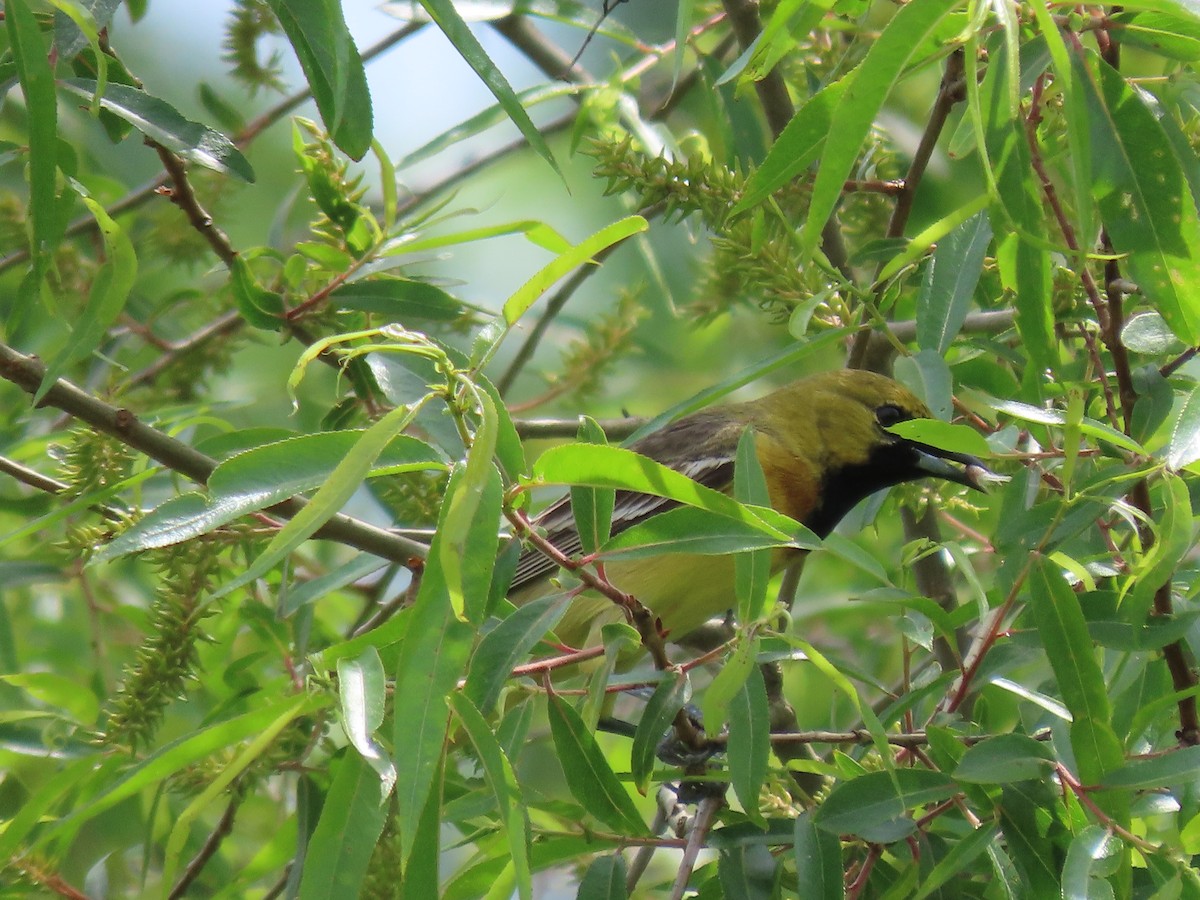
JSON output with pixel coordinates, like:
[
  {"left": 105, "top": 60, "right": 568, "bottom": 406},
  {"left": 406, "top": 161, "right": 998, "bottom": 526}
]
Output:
[{"left": 909, "top": 442, "right": 1003, "bottom": 492}]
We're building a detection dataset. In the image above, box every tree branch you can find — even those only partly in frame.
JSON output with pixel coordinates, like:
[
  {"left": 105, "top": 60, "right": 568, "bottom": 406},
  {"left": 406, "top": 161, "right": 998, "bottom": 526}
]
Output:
[{"left": 0, "top": 342, "right": 428, "bottom": 565}]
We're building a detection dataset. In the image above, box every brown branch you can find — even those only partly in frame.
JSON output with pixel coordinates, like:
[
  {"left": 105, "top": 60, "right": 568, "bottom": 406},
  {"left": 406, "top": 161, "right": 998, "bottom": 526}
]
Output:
[
  {"left": 0, "top": 342, "right": 429, "bottom": 565},
  {"left": 151, "top": 142, "right": 237, "bottom": 267},
  {"left": 168, "top": 796, "right": 241, "bottom": 900}
]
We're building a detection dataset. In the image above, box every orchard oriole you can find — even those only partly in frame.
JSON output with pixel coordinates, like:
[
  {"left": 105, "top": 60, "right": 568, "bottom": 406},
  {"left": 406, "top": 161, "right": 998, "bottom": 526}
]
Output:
[{"left": 511, "top": 369, "right": 992, "bottom": 647}]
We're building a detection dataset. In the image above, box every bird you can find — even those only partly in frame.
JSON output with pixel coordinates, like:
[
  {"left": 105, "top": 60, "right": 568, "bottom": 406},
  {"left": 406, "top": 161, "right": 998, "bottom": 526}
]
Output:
[{"left": 510, "top": 368, "right": 993, "bottom": 649}]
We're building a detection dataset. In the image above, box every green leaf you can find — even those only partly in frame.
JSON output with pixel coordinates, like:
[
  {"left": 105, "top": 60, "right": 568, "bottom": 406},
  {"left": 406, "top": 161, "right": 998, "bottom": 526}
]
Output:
[
  {"left": 814, "top": 769, "right": 956, "bottom": 842},
  {"left": 630, "top": 671, "right": 689, "bottom": 794},
  {"left": 162, "top": 694, "right": 320, "bottom": 892},
  {"left": 35, "top": 196, "right": 136, "bottom": 403},
  {"left": 696, "top": 636, "right": 760, "bottom": 761},
  {"left": 999, "top": 782, "right": 1061, "bottom": 895},
  {"left": 1166, "top": 385, "right": 1200, "bottom": 470},
  {"left": 501, "top": 215, "right": 648, "bottom": 326},
  {"left": 1061, "top": 826, "right": 1119, "bottom": 900},
  {"left": 1125, "top": 472, "right": 1193, "bottom": 620},
  {"left": 577, "top": 854, "right": 628, "bottom": 900},
  {"left": 213, "top": 402, "right": 432, "bottom": 598},
  {"left": 49, "top": 693, "right": 325, "bottom": 838},
  {"left": 59, "top": 78, "right": 254, "bottom": 181},
  {"left": 718, "top": 844, "right": 776, "bottom": 900},
  {"left": 8, "top": 0, "right": 60, "bottom": 281},
  {"left": 1029, "top": 557, "right": 1126, "bottom": 813},
  {"left": 337, "top": 648, "right": 396, "bottom": 792},
  {"left": 734, "top": 428, "right": 772, "bottom": 624},
  {"left": 331, "top": 279, "right": 467, "bottom": 321},
  {"left": 229, "top": 254, "right": 285, "bottom": 329},
  {"left": 266, "top": 0, "right": 372, "bottom": 159},
  {"left": 597, "top": 506, "right": 817, "bottom": 561},
  {"left": 450, "top": 693, "right": 532, "bottom": 900},
  {"left": 1112, "top": 9, "right": 1200, "bottom": 60},
  {"left": 916, "top": 211, "right": 992, "bottom": 355},
  {"left": 545, "top": 690, "right": 645, "bottom": 835},
  {"left": 801, "top": 0, "right": 962, "bottom": 259},
  {"left": 534, "top": 443, "right": 801, "bottom": 538},
  {"left": 987, "top": 397, "right": 1145, "bottom": 454},
  {"left": 1122, "top": 311, "right": 1186, "bottom": 355},
  {"left": 93, "top": 432, "right": 443, "bottom": 563},
  {"left": 793, "top": 811, "right": 844, "bottom": 900},
  {"left": 953, "top": 734, "right": 1055, "bottom": 784},
  {"left": 571, "top": 416, "right": 615, "bottom": 556},
  {"left": 414, "top": 0, "right": 558, "bottom": 176},
  {"left": 298, "top": 752, "right": 389, "bottom": 900},
  {"left": 392, "top": 546, "right": 473, "bottom": 869},
  {"left": 463, "top": 593, "right": 570, "bottom": 715},
  {"left": 894, "top": 350, "right": 953, "bottom": 421},
  {"left": 1079, "top": 50, "right": 1200, "bottom": 344},
  {"left": 1101, "top": 744, "right": 1200, "bottom": 789},
  {"left": 728, "top": 663, "right": 770, "bottom": 829},
  {"left": 912, "top": 821, "right": 1000, "bottom": 900},
  {"left": 886, "top": 419, "right": 992, "bottom": 459},
  {"left": 730, "top": 73, "right": 854, "bottom": 216},
  {"left": 0, "top": 672, "right": 99, "bottom": 725}
]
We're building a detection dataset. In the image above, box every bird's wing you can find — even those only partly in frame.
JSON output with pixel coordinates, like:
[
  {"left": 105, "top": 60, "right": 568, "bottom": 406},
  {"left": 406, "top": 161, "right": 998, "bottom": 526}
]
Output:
[{"left": 510, "top": 421, "right": 741, "bottom": 592}]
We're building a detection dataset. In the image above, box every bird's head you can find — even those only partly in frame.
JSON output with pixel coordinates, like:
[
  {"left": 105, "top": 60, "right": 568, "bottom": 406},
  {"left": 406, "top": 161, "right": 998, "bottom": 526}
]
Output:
[{"left": 763, "top": 369, "right": 996, "bottom": 535}]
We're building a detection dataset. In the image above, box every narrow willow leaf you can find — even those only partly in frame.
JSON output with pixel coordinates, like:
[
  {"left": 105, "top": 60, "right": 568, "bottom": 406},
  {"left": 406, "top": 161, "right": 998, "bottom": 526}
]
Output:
[
  {"left": 94, "top": 432, "right": 443, "bottom": 563},
  {"left": 331, "top": 279, "right": 466, "bottom": 321},
  {"left": 814, "top": 769, "right": 956, "bottom": 841},
  {"left": 1102, "top": 744, "right": 1200, "bottom": 789},
  {"left": 801, "top": 0, "right": 961, "bottom": 258},
  {"left": 912, "top": 822, "right": 1000, "bottom": 900},
  {"left": 916, "top": 211, "right": 992, "bottom": 355},
  {"left": 886, "top": 418, "right": 992, "bottom": 458},
  {"left": 545, "top": 690, "right": 645, "bottom": 835},
  {"left": 730, "top": 72, "right": 854, "bottom": 216},
  {"left": 415, "top": 0, "right": 558, "bottom": 175},
  {"left": 502, "top": 216, "right": 648, "bottom": 325},
  {"left": 450, "top": 693, "right": 532, "bottom": 900},
  {"left": 1124, "top": 472, "right": 1193, "bottom": 621},
  {"left": 1061, "top": 826, "right": 1119, "bottom": 900},
  {"left": 702, "top": 634, "right": 758, "bottom": 736},
  {"left": 597, "top": 506, "right": 816, "bottom": 561},
  {"left": 60, "top": 78, "right": 254, "bottom": 181},
  {"left": 953, "top": 734, "right": 1055, "bottom": 784},
  {"left": 213, "top": 402, "right": 426, "bottom": 598},
  {"left": 577, "top": 854, "right": 628, "bottom": 900},
  {"left": 999, "top": 783, "right": 1061, "bottom": 895},
  {"left": 337, "top": 648, "right": 396, "bottom": 794},
  {"left": 8, "top": 0, "right": 59, "bottom": 280},
  {"left": 298, "top": 752, "right": 389, "bottom": 900},
  {"left": 728, "top": 663, "right": 770, "bottom": 829},
  {"left": 533, "top": 443, "right": 798, "bottom": 538},
  {"left": 718, "top": 844, "right": 776, "bottom": 900},
  {"left": 734, "top": 428, "right": 771, "bottom": 623},
  {"left": 794, "top": 811, "right": 844, "bottom": 900},
  {"left": 463, "top": 593, "right": 570, "bottom": 715},
  {"left": 572, "top": 417, "right": 615, "bottom": 556},
  {"left": 1166, "top": 385, "right": 1200, "bottom": 470},
  {"left": 392, "top": 564, "right": 473, "bottom": 869},
  {"left": 267, "top": 0, "right": 372, "bottom": 159},
  {"left": 1079, "top": 50, "right": 1200, "bottom": 344},
  {"left": 630, "top": 671, "right": 689, "bottom": 793},
  {"left": 894, "top": 350, "right": 954, "bottom": 421}
]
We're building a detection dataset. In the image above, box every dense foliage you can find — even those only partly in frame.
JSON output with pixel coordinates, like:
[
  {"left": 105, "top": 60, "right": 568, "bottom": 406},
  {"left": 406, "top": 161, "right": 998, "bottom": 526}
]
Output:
[{"left": 4, "top": 0, "right": 1200, "bottom": 897}]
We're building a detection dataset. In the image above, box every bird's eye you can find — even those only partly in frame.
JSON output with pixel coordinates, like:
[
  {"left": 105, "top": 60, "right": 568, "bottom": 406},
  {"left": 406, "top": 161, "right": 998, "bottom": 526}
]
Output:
[{"left": 875, "top": 403, "right": 906, "bottom": 427}]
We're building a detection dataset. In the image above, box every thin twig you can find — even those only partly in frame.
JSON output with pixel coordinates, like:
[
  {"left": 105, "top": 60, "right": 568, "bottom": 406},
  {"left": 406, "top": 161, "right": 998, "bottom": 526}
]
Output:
[{"left": 168, "top": 796, "right": 241, "bottom": 900}]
